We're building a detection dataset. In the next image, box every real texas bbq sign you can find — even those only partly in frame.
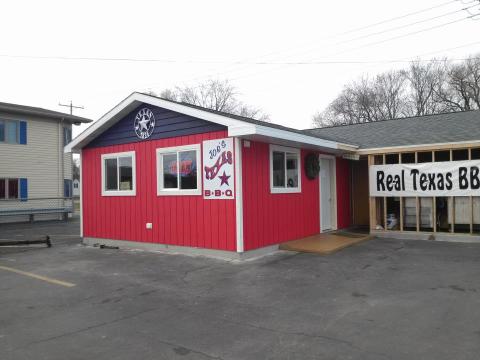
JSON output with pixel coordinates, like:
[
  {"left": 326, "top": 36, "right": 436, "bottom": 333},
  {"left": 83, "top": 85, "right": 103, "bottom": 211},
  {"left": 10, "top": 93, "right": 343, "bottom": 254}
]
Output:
[{"left": 369, "top": 160, "right": 480, "bottom": 197}]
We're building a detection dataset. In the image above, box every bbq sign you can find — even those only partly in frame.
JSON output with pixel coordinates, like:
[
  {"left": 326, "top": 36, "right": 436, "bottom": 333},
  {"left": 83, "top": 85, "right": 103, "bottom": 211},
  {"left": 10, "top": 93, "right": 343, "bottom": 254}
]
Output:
[
  {"left": 203, "top": 138, "right": 235, "bottom": 199},
  {"left": 369, "top": 160, "right": 480, "bottom": 197}
]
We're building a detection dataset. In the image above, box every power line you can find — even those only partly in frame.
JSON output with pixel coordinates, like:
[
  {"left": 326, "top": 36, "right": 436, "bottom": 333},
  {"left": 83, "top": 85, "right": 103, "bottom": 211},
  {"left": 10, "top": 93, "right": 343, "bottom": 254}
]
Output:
[
  {"left": 59, "top": 100, "right": 84, "bottom": 115},
  {"left": 346, "top": 14, "right": 479, "bottom": 54},
  {"left": 178, "top": 1, "right": 479, "bottom": 86},
  {"left": 1, "top": 54, "right": 478, "bottom": 66},
  {"left": 0, "top": 2, "right": 473, "bottom": 68},
  {"left": 210, "top": 14, "right": 479, "bottom": 87},
  {"left": 333, "top": 4, "right": 478, "bottom": 48},
  {"left": 178, "top": 0, "right": 469, "bottom": 85},
  {"left": 338, "top": 0, "right": 459, "bottom": 35},
  {"left": 0, "top": 1, "right": 476, "bottom": 92}
]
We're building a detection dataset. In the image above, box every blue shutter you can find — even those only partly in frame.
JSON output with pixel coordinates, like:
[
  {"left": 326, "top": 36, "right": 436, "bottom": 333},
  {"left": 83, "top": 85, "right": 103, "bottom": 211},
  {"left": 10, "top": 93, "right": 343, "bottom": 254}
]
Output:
[
  {"left": 63, "top": 127, "right": 72, "bottom": 146},
  {"left": 19, "top": 121, "right": 27, "bottom": 145},
  {"left": 63, "top": 127, "right": 67, "bottom": 147},
  {"left": 20, "top": 178, "right": 28, "bottom": 201},
  {"left": 64, "top": 179, "right": 72, "bottom": 198}
]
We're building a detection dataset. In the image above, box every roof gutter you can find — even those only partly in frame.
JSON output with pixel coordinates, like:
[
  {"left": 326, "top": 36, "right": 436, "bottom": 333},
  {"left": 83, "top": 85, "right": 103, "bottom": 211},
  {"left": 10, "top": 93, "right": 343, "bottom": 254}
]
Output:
[
  {"left": 357, "top": 139, "right": 480, "bottom": 155},
  {"left": 65, "top": 92, "right": 359, "bottom": 154},
  {"left": 229, "top": 124, "right": 358, "bottom": 152},
  {"left": 0, "top": 105, "right": 91, "bottom": 124}
]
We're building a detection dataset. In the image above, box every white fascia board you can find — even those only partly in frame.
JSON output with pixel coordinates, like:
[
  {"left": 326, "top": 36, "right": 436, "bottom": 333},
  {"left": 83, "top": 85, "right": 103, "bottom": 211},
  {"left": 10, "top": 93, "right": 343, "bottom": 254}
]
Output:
[
  {"left": 230, "top": 124, "right": 358, "bottom": 151},
  {"left": 65, "top": 91, "right": 358, "bottom": 153},
  {"left": 65, "top": 93, "right": 141, "bottom": 153},
  {"left": 65, "top": 92, "right": 248, "bottom": 153}
]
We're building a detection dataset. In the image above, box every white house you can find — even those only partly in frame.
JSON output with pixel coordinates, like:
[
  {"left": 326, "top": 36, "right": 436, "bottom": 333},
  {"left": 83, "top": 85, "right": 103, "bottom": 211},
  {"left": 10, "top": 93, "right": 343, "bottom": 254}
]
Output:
[
  {"left": 73, "top": 179, "right": 80, "bottom": 197},
  {"left": 0, "top": 101, "right": 91, "bottom": 223}
]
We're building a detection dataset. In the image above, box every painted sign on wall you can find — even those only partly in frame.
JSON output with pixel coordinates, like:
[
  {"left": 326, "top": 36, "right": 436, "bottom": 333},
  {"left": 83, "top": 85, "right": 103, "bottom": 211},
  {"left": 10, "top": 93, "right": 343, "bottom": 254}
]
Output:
[
  {"left": 369, "top": 160, "right": 480, "bottom": 197},
  {"left": 203, "top": 138, "right": 234, "bottom": 199}
]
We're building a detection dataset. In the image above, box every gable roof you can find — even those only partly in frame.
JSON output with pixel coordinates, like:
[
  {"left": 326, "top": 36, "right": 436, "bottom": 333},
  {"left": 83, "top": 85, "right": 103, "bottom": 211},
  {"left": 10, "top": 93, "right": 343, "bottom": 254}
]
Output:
[
  {"left": 0, "top": 101, "right": 92, "bottom": 124},
  {"left": 306, "top": 110, "right": 480, "bottom": 151},
  {"left": 65, "top": 92, "right": 358, "bottom": 153}
]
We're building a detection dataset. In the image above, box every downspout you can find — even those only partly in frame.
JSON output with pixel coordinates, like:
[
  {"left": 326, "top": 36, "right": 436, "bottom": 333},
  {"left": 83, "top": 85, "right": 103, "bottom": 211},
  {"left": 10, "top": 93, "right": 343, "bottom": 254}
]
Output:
[{"left": 60, "top": 118, "right": 64, "bottom": 209}]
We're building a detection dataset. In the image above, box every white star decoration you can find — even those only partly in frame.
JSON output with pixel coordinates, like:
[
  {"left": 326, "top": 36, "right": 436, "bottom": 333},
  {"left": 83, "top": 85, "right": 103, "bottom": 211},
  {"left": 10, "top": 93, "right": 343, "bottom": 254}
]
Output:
[{"left": 134, "top": 108, "right": 155, "bottom": 139}]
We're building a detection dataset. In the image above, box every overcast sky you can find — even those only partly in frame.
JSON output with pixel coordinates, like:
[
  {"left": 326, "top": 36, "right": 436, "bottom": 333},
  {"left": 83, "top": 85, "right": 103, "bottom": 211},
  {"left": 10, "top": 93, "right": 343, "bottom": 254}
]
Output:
[{"left": 1, "top": 0, "right": 479, "bottom": 136}]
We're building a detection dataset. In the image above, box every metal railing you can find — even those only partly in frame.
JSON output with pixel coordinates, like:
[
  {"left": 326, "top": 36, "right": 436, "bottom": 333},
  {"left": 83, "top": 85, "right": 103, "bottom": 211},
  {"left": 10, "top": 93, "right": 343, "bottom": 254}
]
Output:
[{"left": 0, "top": 197, "right": 74, "bottom": 221}]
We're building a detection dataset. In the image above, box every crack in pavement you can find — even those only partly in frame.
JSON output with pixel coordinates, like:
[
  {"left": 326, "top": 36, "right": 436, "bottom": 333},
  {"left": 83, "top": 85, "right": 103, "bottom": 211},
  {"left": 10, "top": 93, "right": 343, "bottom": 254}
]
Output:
[
  {"left": 11, "top": 307, "right": 224, "bottom": 360},
  {"left": 182, "top": 264, "right": 216, "bottom": 284},
  {"left": 212, "top": 315, "right": 391, "bottom": 359}
]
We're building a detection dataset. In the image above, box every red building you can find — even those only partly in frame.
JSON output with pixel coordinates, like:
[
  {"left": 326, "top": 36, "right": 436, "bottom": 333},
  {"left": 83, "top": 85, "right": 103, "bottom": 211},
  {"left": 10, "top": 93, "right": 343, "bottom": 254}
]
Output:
[{"left": 66, "top": 93, "right": 358, "bottom": 259}]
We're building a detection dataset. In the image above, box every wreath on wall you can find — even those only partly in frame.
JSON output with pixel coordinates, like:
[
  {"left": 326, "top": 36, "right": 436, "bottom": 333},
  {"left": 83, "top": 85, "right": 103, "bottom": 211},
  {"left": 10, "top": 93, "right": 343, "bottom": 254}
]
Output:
[{"left": 305, "top": 153, "right": 320, "bottom": 180}]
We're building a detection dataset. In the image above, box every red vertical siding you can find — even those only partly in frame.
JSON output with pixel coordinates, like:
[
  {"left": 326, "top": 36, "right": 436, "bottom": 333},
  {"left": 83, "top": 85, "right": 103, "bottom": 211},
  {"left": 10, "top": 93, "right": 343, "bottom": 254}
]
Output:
[
  {"left": 336, "top": 157, "right": 351, "bottom": 229},
  {"left": 241, "top": 141, "right": 320, "bottom": 251},
  {"left": 82, "top": 130, "right": 236, "bottom": 251}
]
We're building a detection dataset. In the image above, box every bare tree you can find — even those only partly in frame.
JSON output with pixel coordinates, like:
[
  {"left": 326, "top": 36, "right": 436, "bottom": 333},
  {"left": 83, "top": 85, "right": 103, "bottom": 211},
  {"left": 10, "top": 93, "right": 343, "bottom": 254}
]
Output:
[
  {"left": 405, "top": 60, "right": 444, "bottom": 116},
  {"left": 465, "top": 55, "right": 480, "bottom": 109},
  {"left": 433, "top": 55, "right": 480, "bottom": 112},
  {"left": 160, "top": 79, "right": 270, "bottom": 121},
  {"left": 313, "top": 72, "right": 408, "bottom": 127},
  {"left": 374, "top": 70, "right": 408, "bottom": 120},
  {"left": 312, "top": 53, "right": 480, "bottom": 128},
  {"left": 159, "top": 88, "right": 177, "bottom": 102}
]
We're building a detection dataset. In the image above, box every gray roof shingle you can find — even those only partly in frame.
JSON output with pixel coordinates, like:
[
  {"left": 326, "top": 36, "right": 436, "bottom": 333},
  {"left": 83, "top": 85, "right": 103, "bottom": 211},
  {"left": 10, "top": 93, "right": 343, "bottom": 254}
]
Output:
[
  {"left": 305, "top": 111, "right": 480, "bottom": 149},
  {"left": 0, "top": 101, "right": 92, "bottom": 123}
]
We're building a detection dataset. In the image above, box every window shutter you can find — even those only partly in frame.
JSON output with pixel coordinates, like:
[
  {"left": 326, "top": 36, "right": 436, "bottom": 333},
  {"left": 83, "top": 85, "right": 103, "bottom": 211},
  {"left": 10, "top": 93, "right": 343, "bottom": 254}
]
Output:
[
  {"left": 64, "top": 179, "right": 73, "bottom": 198},
  {"left": 20, "top": 178, "right": 28, "bottom": 201},
  {"left": 19, "top": 121, "right": 27, "bottom": 145}
]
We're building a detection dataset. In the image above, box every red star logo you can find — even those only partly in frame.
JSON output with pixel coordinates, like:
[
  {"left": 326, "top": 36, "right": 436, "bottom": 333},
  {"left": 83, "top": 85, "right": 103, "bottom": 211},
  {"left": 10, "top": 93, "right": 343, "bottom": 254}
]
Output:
[{"left": 219, "top": 171, "right": 231, "bottom": 186}]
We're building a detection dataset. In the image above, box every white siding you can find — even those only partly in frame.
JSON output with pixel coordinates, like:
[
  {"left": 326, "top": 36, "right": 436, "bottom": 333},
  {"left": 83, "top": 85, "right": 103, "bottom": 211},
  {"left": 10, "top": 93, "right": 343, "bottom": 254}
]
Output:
[{"left": 0, "top": 112, "right": 74, "bottom": 223}]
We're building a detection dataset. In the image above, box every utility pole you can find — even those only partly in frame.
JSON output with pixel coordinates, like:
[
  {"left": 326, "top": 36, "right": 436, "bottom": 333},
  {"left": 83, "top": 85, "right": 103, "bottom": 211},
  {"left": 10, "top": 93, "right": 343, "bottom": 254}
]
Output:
[{"left": 59, "top": 100, "right": 84, "bottom": 115}]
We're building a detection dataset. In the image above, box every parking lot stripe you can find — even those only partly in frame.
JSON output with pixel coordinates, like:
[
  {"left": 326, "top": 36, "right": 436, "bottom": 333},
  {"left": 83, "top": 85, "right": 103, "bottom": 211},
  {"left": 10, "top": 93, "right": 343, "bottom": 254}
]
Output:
[{"left": 0, "top": 265, "right": 76, "bottom": 287}]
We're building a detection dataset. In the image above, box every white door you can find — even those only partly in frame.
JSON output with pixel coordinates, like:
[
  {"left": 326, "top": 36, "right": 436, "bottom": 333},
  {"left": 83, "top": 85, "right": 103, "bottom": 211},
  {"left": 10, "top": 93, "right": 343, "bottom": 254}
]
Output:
[{"left": 320, "top": 158, "right": 333, "bottom": 231}]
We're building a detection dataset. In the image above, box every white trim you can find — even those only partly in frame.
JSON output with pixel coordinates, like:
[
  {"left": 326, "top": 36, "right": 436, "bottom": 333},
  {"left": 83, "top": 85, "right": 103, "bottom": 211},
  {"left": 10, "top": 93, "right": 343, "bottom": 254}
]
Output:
[
  {"left": 83, "top": 237, "right": 280, "bottom": 261},
  {"left": 0, "top": 119, "right": 21, "bottom": 144},
  {"left": 234, "top": 138, "right": 244, "bottom": 253},
  {"left": 358, "top": 139, "right": 480, "bottom": 154},
  {"left": 156, "top": 144, "right": 202, "bottom": 196},
  {"left": 231, "top": 124, "right": 358, "bottom": 152},
  {"left": 269, "top": 144, "right": 302, "bottom": 194},
  {"left": 79, "top": 149, "right": 83, "bottom": 237},
  {"left": 101, "top": 151, "right": 136, "bottom": 196},
  {"left": 0, "top": 177, "right": 21, "bottom": 200},
  {"left": 65, "top": 92, "right": 356, "bottom": 153},
  {"left": 318, "top": 154, "right": 338, "bottom": 232}
]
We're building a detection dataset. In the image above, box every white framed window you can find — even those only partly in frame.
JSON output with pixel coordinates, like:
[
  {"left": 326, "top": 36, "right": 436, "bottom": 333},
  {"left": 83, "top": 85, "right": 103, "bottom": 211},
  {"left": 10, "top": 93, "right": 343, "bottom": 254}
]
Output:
[
  {"left": 0, "top": 178, "right": 19, "bottom": 199},
  {"left": 101, "top": 151, "right": 136, "bottom": 196},
  {"left": 156, "top": 144, "right": 201, "bottom": 196},
  {"left": 0, "top": 119, "right": 19, "bottom": 144},
  {"left": 270, "top": 144, "right": 301, "bottom": 194}
]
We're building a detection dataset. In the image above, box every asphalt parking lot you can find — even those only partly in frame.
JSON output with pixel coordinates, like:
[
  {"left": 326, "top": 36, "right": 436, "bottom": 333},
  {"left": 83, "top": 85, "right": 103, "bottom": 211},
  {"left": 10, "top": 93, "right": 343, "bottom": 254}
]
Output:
[{"left": 1, "top": 218, "right": 480, "bottom": 360}]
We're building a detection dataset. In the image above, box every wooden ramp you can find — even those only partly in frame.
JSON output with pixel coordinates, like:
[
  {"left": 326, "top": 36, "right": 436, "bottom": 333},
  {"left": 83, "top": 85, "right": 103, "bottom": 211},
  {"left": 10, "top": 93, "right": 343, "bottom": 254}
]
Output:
[{"left": 279, "top": 231, "right": 372, "bottom": 255}]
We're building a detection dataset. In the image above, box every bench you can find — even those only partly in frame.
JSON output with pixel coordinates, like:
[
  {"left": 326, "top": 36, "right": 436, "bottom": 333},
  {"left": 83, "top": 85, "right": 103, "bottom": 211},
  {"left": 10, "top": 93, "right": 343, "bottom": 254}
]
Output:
[{"left": 0, "top": 207, "right": 73, "bottom": 222}]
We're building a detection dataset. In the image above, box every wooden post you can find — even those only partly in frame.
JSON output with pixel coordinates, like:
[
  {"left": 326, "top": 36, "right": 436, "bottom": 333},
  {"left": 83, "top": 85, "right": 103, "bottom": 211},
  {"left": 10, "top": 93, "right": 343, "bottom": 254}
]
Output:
[
  {"left": 399, "top": 152, "right": 403, "bottom": 232},
  {"left": 432, "top": 151, "right": 436, "bottom": 233},
  {"left": 450, "top": 150, "right": 455, "bottom": 233},
  {"left": 469, "top": 148, "right": 473, "bottom": 234},
  {"left": 415, "top": 152, "right": 420, "bottom": 232},
  {"left": 368, "top": 155, "right": 376, "bottom": 231},
  {"left": 383, "top": 154, "right": 387, "bottom": 231}
]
